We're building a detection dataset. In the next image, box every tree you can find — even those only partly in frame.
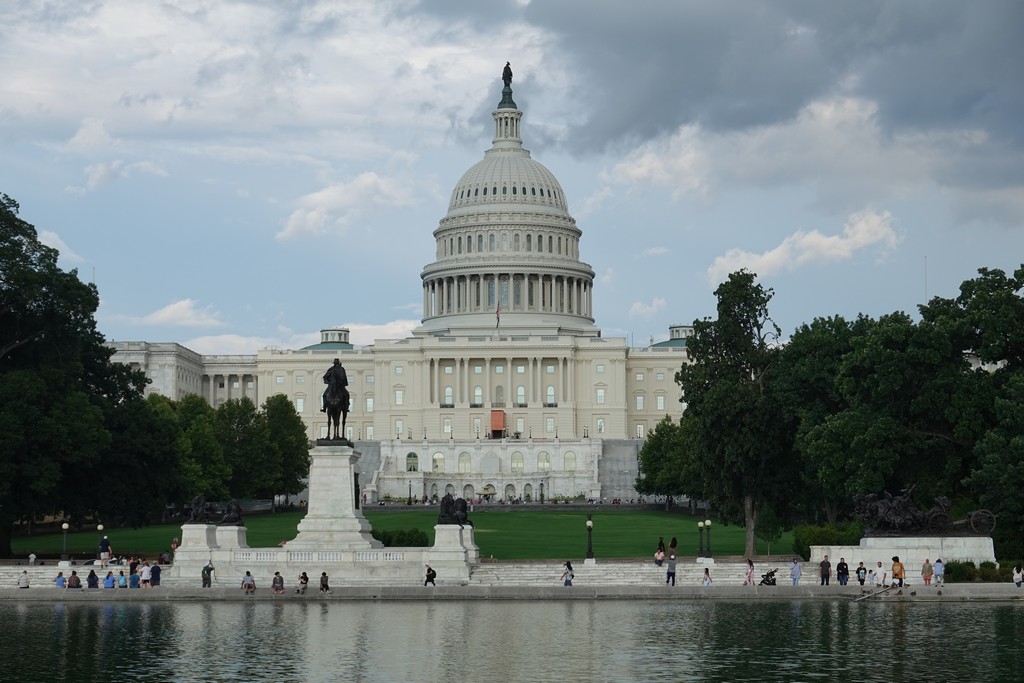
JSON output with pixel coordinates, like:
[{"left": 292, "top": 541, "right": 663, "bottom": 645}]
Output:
[
  {"left": 173, "top": 394, "right": 232, "bottom": 500},
  {"left": 216, "top": 397, "right": 270, "bottom": 499},
  {"left": 635, "top": 416, "right": 700, "bottom": 509},
  {"left": 676, "top": 270, "right": 799, "bottom": 556},
  {"left": 0, "top": 194, "right": 144, "bottom": 555},
  {"left": 261, "top": 394, "right": 311, "bottom": 501}
]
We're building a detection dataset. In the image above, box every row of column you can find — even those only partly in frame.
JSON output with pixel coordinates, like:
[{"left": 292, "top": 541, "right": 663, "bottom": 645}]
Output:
[
  {"left": 423, "top": 273, "right": 591, "bottom": 318},
  {"left": 204, "top": 373, "right": 257, "bottom": 406},
  {"left": 426, "top": 356, "right": 575, "bottom": 406}
]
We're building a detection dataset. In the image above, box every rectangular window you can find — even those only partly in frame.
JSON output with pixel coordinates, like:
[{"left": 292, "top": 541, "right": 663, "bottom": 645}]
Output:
[
  {"left": 546, "top": 365, "right": 555, "bottom": 373},
  {"left": 597, "top": 418, "right": 605, "bottom": 434},
  {"left": 444, "top": 418, "right": 452, "bottom": 434},
  {"left": 516, "top": 365, "right": 525, "bottom": 374},
  {"left": 218, "top": 381, "right": 225, "bottom": 389},
  {"left": 346, "top": 425, "right": 353, "bottom": 441},
  {"left": 495, "top": 365, "right": 504, "bottom": 374},
  {"left": 596, "top": 364, "right": 605, "bottom": 373},
  {"left": 394, "top": 389, "right": 404, "bottom": 406},
  {"left": 444, "top": 366, "right": 453, "bottom": 374},
  {"left": 396, "top": 420, "right": 404, "bottom": 437},
  {"left": 546, "top": 417, "right": 555, "bottom": 433},
  {"left": 232, "top": 381, "right": 240, "bottom": 389},
  {"left": 516, "top": 418, "right": 525, "bottom": 434},
  {"left": 635, "top": 372, "right": 644, "bottom": 381},
  {"left": 657, "top": 395, "right": 665, "bottom": 411},
  {"left": 635, "top": 424, "right": 645, "bottom": 438},
  {"left": 596, "top": 388, "right": 605, "bottom": 404},
  {"left": 365, "top": 397, "right": 374, "bottom": 413},
  {"left": 656, "top": 372, "right": 665, "bottom": 381},
  {"left": 295, "top": 398, "right": 304, "bottom": 412},
  {"left": 473, "top": 417, "right": 482, "bottom": 434},
  {"left": 635, "top": 395, "right": 645, "bottom": 410},
  {"left": 149, "top": 369, "right": 159, "bottom": 377},
  {"left": 247, "top": 380, "right": 254, "bottom": 389},
  {"left": 394, "top": 366, "right": 404, "bottom": 375},
  {"left": 295, "top": 375, "right": 304, "bottom": 384},
  {"left": 366, "top": 426, "right": 374, "bottom": 439},
  {"left": 474, "top": 365, "right": 482, "bottom": 374},
  {"left": 366, "top": 375, "right": 374, "bottom": 383},
  {"left": 275, "top": 375, "right": 284, "bottom": 384}
]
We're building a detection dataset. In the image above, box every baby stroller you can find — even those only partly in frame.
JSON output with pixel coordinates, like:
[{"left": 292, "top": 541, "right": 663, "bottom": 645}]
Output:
[{"left": 759, "top": 568, "right": 778, "bottom": 586}]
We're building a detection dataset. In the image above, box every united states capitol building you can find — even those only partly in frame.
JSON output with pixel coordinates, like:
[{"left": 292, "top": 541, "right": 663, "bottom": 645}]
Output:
[{"left": 111, "top": 75, "right": 691, "bottom": 504}]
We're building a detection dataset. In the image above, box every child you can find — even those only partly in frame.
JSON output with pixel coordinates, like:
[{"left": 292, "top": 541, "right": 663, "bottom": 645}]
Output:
[
  {"left": 702, "top": 567, "right": 712, "bottom": 586},
  {"left": 320, "top": 572, "right": 330, "bottom": 593}
]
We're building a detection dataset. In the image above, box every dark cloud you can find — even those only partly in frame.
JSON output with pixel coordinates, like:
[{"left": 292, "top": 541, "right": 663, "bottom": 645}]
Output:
[{"left": 448, "top": 0, "right": 1024, "bottom": 162}]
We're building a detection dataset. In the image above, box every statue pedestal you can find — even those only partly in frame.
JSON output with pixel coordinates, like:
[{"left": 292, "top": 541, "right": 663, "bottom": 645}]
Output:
[
  {"left": 215, "top": 525, "right": 249, "bottom": 549},
  {"left": 289, "top": 442, "right": 381, "bottom": 550},
  {"left": 429, "top": 524, "right": 478, "bottom": 581},
  {"left": 811, "top": 536, "right": 997, "bottom": 569}
]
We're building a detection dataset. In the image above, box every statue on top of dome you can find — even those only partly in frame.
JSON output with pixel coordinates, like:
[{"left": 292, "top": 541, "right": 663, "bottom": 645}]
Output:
[{"left": 502, "top": 61, "right": 513, "bottom": 88}]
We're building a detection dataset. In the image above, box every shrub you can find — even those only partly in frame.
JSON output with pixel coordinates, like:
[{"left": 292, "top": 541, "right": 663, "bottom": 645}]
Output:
[
  {"left": 791, "top": 522, "right": 864, "bottom": 561},
  {"left": 944, "top": 561, "right": 976, "bottom": 583},
  {"left": 371, "top": 528, "right": 429, "bottom": 547}
]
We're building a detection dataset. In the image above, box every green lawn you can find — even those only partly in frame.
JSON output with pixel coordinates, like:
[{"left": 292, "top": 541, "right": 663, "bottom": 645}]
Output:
[{"left": 13, "top": 509, "right": 794, "bottom": 561}]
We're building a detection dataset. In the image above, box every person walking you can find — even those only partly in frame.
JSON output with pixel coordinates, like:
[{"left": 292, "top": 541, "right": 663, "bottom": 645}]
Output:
[
  {"left": 1013, "top": 564, "right": 1023, "bottom": 589},
  {"left": 320, "top": 572, "right": 330, "bottom": 593},
  {"left": 666, "top": 555, "right": 677, "bottom": 586},
  {"left": 819, "top": 554, "right": 832, "bottom": 586},
  {"left": 424, "top": 564, "right": 437, "bottom": 586},
  {"left": 933, "top": 558, "right": 945, "bottom": 587},
  {"left": 855, "top": 562, "right": 868, "bottom": 586},
  {"left": 790, "top": 558, "right": 802, "bottom": 586},
  {"left": 98, "top": 535, "right": 112, "bottom": 569},
  {"left": 702, "top": 567, "right": 713, "bottom": 586},
  {"left": 561, "top": 561, "right": 574, "bottom": 587},
  {"left": 742, "top": 559, "right": 755, "bottom": 586},
  {"left": 657, "top": 536, "right": 666, "bottom": 554}
]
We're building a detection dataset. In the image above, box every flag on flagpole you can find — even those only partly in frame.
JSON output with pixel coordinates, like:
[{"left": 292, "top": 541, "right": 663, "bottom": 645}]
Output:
[{"left": 495, "top": 301, "right": 500, "bottom": 329}]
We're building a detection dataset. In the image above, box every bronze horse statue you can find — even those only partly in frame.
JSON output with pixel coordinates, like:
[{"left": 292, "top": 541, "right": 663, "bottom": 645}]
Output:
[{"left": 323, "top": 359, "right": 350, "bottom": 443}]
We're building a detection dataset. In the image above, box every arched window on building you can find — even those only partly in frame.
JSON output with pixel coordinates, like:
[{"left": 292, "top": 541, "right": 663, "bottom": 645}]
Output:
[
  {"left": 538, "top": 452, "right": 550, "bottom": 470},
  {"left": 473, "top": 386, "right": 483, "bottom": 406},
  {"left": 489, "top": 233, "right": 496, "bottom": 251},
  {"left": 488, "top": 279, "right": 495, "bottom": 306},
  {"left": 511, "top": 452, "right": 524, "bottom": 475},
  {"left": 546, "top": 385, "right": 556, "bottom": 406},
  {"left": 478, "top": 234, "right": 483, "bottom": 252},
  {"left": 459, "top": 452, "right": 471, "bottom": 473},
  {"left": 406, "top": 453, "right": 419, "bottom": 472},
  {"left": 443, "top": 386, "right": 453, "bottom": 406},
  {"left": 537, "top": 234, "right": 543, "bottom": 252},
  {"left": 432, "top": 452, "right": 445, "bottom": 473},
  {"left": 501, "top": 280, "right": 509, "bottom": 307},
  {"left": 514, "top": 278, "right": 521, "bottom": 307},
  {"left": 495, "top": 385, "right": 504, "bottom": 404},
  {"left": 516, "top": 385, "right": 526, "bottom": 405},
  {"left": 513, "top": 233, "right": 520, "bottom": 251},
  {"left": 563, "top": 451, "right": 576, "bottom": 471},
  {"left": 526, "top": 234, "right": 532, "bottom": 251}
]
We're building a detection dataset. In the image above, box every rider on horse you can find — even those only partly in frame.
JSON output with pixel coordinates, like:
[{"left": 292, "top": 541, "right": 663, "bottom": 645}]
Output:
[{"left": 322, "top": 358, "right": 349, "bottom": 412}]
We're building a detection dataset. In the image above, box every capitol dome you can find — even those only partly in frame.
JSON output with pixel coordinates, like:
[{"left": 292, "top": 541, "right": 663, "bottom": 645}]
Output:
[{"left": 416, "top": 77, "right": 598, "bottom": 338}]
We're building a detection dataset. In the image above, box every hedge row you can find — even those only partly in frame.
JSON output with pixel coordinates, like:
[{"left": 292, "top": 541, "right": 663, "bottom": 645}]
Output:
[
  {"left": 791, "top": 522, "right": 864, "bottom": 560},
  {"left": 371, "top": 528, "right": 430, "bottom": 547}
]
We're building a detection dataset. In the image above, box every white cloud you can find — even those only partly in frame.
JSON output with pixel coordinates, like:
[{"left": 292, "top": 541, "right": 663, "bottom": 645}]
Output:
[
  {"left": 629, "top": 297, "right": 666, "bottom": 318},
  {"left": 278, "top": 171, "right": 417, "bottom": 239},
  {"left": 344, "top": 320, "right": 419, "bottom": 345},
  {"left": 706, "top": 209, "right": 900, "bottom": 285},
  {"left": 66, "top": 159, "right": 168, "bottom": 193},
  {"left": 37, "top": 230, "right": 83, "bottom": 262},
  {"left": 641, "top": 246, "right": 669, "bottom": 256},
  {"left": 599, "top": 267, "right": 614, "bottom": 286},
  {"left": 67, "top": 118, "right": 115, "bottom": 151},
  {"left": 605, "top": 124, "right": 709, "bottom": 199},
  {"left": 141, "top": 299, "right": 224, "bottom": 327}
]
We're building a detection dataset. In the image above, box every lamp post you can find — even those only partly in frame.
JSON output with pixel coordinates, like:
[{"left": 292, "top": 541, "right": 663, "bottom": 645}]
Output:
[
  {"left": 705, "top": 519, "right": 713, "bottom": 559},
  {"left": 697, "top": 521, "right": 705, "bottom": 558},
  {"left": 585, "top": 514, "right": 595, "bottom": 565},
  {"left": 539, "top": 482, "right": 544, "bottom": 504},
  {"left": 97, "top": 524, "right": 104, "bottom": 565},
  {"left": 407, "top": 480, "right": 413, "bottom": 506},
  {"left": 61, "top": 522, "right": 70, "bottom": 561}
]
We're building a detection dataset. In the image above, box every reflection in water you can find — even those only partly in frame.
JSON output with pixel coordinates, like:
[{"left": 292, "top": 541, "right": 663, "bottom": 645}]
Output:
[{"left": 5, "top": 600, "right": 1024, "bottom": 681}]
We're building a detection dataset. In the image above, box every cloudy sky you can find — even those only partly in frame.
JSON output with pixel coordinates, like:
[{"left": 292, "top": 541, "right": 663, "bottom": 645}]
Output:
[{"left": 2, "top": 0, "right": 1022, "bottom": 353}]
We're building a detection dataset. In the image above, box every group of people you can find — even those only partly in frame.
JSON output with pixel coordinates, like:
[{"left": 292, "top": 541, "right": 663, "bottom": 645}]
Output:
[
  {"left": 52, "top": 560, "right": 162, "bottom": 590},
  {"left": 231, "top": 564, "right": 439, "bottom": 594},
  {"left": 793, "top": 555, "right": 946, "bottom": 588}
]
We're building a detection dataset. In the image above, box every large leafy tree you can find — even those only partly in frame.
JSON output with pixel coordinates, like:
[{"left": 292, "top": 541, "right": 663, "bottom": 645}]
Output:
[
  {"left": 262, "top": 394, "right": 311, "bottom": 501},
  {"left": 635, "top": 416, "right": 701, "bottom": 509},
  {"left": 216, "top": 397, "right": 271, "bottom": 499},
  {"left": 173, "top": 394, "right": 232, "bottom": 500},
  {"left": 676, "top": 270, "right": 799, "bottom": 556},
  {"left": 0, "top": 194, "right": 147, "bottom": 555}
]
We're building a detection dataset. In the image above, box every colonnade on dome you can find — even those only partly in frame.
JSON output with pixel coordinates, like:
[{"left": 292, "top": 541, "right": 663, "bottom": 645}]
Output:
[{"left": 422, "top": 271, "right": 592, "bottom": 319}]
